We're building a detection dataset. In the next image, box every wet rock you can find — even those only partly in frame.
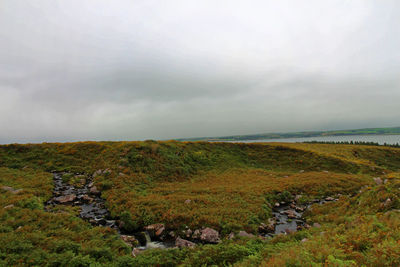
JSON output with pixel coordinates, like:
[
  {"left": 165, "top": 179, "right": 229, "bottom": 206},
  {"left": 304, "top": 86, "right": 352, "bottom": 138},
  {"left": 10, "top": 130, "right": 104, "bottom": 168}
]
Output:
[
  {"left": 295, "top": 206, "right": 305, "bottom": 212},
  {"left": 284, "top": 210, "right": 297, "bottom": 219},
  {"left": 373, "top": 177, "right": 383, "bottom": 185},
  {"left": 54, "top": 194, "right": 76, "bottom": 204},
  {"left": 200, "top": 227, "right": 220, "bottom": 243},
  {"left": 144, "top": 223, "right": 165, "bottom": 237},
  {"left": 82, "top": 195, "right": 94, "bottom": 203},
  {"left": 120, "top": 235, "right": 139, "bottom": 247},
  {"left": 237, "top": 231, "right": 254, "bottom": 238},
  {"left": 175, "top": 237, "right": 196, "bottom": 248},
  {"left": 90, "top": 186, "right": 100, "bottom": 195}
]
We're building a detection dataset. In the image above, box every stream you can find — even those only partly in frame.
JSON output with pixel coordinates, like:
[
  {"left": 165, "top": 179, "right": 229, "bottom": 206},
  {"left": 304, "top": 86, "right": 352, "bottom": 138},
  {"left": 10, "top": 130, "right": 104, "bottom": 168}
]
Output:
[
  {"left": 44, "top": 172, "right": 336, "bottom": 251},
  {"left": 44, "top": 172, "right": 171, "bottom": 251}
]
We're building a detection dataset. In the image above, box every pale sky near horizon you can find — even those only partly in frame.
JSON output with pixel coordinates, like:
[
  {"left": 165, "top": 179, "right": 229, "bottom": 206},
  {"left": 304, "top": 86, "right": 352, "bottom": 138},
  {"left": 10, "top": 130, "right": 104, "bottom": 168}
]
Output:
[{"left": 1, "top": 1, "right": 400, "bottom": 143}]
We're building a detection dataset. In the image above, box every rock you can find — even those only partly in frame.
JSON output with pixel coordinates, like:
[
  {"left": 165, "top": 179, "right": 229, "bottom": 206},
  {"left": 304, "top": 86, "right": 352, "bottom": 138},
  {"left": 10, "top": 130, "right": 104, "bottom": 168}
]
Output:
[
  {"left": 118, "top": 172, "right": 126, "bottom": 176},
  {"left": 228, "top": 232, "right": 235, "bottom": 239},
  {"left": 120, "top": 235, "right": 138, "bottom": 247},
  {"left": 313, "top": 223, "right": 321, "bottom": 228},
  {"left": 54, "top": 194, "right": 76, "bottom": 204},
  {"left": 1, "top": 186, "right": 23, "bottom": 194},
  {"left": 4, "top": 204, "right": 14, "bottom": 209},
  {"left": 192, "top": 229, "right": 201, "bottom": 239},
  {"left": 185, "top": 229, "right": 192, "bottom": 238},
  {"left": 168, "top": 231, "right": 176, "bottom": 238},
  {"left": 175, "top": 237, "right": 196, "bottom": 248},
  {"left": 90, "top": 186, "right": 100, "bottom": 195},
  {"left": 303, "top": 223, "right": 311, "bottom": 229},
  {"left": 295, "top": 206, "right": 305, "bottom": 212},
  {"left": 237, "top": 231, "right": 254, "bottom": 238},
  {"left": 132, "top": 248, "right": 142, "bottom": 257},
  {"left": 325, "top": 197, "right": 335, "bottom": 201},
  {"left": 301, "top": 238, "right": 308, "bottom": 243},
  {"left": 295, "top": 195, "right": 302, "bottom": 202},
  {"left": 88, "top": 182, "right": 94, "bottom": 188},
  {"left": 259, "top": 218, "right": 276, "bottom": 233},
  {"left": 184, "top": 199, "right": 191, "bottom": 205},
  {"left": 373, "top": 177, "right": 383, "bottom": 185},
  {"left": 144, "top": 223, "right": 165, "bottom": 237},
  {"left": 200, "top": 227, "right": 220, "bottom": 243},
  {"left": 93, "top": 169, "right": 103, "bottom": 178},
  {"left": 274, "top": 202, "right": 280, "bottom": 208},
  {"left": 81, "top": 195, "right": 94, "bottom": 203},
  {"left": 299, "top": 170, "right": 305, "bottom": 173},
  {"left": 383, "top": 198, "right": 392, "bottom": 208},
  {"left": 284, "top": 210, "right": 297, "bottom": 219},
  {"left": 384, "top": 179, "right": 388, "bottom": 184}
]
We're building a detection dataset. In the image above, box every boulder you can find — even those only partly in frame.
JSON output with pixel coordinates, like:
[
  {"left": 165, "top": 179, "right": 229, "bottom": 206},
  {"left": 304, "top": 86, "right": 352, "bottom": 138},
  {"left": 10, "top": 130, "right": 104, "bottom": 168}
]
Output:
[
  {"left": 144, "top": 223, "right": 165, "bottom": 237},
  {"left": 237, "top": 231, "right": 254, "bottom": 238},
  {"left": 54, "top": 194, "right": 76, "bottom": 204},
  {"left": 200, "top": 227, "right": 220, "bottom": 243},
  {"left": 175, "top": 237, "right": 196, "bottom": 248}
]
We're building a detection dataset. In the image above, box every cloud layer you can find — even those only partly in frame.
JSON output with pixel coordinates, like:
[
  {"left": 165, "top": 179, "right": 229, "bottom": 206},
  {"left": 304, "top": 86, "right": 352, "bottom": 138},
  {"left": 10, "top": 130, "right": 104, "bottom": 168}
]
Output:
[{"left": 1, "top": 0, "right": 399, "bottom": 143}]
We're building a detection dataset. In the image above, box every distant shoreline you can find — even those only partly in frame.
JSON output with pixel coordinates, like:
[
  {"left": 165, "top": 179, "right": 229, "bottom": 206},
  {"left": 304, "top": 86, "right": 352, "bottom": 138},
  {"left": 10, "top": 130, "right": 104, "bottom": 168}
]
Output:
[{"left": 177, "top": 126, "right": 400, "bottom": 142}]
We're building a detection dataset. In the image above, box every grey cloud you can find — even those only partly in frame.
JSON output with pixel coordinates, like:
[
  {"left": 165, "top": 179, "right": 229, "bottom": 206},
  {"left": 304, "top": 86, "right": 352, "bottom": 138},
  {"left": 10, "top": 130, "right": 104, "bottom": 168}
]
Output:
[{"left": 0, "top": 0, "right": 400, "bottom": 143}]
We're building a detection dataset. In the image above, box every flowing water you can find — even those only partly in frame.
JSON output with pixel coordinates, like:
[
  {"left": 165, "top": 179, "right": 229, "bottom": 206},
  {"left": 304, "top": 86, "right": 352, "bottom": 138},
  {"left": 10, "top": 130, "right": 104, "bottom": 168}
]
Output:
[{"left": 44, "top": 172, "right": 172, "bottom": 250}]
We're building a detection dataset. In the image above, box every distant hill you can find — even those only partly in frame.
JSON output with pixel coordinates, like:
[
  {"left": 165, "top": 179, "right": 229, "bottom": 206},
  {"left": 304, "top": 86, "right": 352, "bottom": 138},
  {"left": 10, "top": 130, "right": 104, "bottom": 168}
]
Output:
[{"left": 177, "top": 126, "right": 400, "bottom": 141}]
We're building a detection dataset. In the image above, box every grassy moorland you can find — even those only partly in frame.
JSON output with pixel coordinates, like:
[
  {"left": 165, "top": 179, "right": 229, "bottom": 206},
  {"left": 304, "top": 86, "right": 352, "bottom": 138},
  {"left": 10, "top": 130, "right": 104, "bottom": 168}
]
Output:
[{"left": 0, "top": 141, "right": 400, "bottom": 266}]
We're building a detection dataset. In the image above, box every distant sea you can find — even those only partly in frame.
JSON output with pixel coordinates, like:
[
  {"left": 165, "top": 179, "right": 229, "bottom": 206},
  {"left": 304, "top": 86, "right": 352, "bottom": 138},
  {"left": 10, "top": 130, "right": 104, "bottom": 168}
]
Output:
[{"left": 231, "top": 134, "right": 400, "bottom": 145}]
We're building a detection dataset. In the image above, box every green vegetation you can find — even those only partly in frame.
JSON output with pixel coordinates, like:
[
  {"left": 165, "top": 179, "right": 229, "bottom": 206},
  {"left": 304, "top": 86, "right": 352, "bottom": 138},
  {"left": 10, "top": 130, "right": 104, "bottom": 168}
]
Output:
[
  {"left": 0, "top": 141, "right": 400, "bottom": 266},
  {"left": 177, "top": 126, "right": 400, "bottom": 141}
]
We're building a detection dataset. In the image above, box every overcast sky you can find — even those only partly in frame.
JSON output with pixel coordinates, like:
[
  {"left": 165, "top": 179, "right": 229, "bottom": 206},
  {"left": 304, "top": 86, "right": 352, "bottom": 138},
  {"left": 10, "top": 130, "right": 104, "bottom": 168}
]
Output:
[{"left": 1, "top": 1, "right": 399, "bottom": 143}]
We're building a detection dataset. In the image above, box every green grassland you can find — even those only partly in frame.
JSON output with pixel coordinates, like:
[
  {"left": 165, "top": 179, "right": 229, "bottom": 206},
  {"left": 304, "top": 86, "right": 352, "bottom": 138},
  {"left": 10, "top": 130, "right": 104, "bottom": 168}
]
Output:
[
  {"left": 0, "top": 141, "right": 400, "bottom": 266},
  {"left": 178, "top": 126, "right": 400, "bottom": 141}
]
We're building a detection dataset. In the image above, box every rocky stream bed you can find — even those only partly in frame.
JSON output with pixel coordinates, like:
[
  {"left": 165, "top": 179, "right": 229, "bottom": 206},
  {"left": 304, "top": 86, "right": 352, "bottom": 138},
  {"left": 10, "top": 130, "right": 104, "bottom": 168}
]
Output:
[{"left": 44, "top": 172, "right": 337, "bottom": 255}]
